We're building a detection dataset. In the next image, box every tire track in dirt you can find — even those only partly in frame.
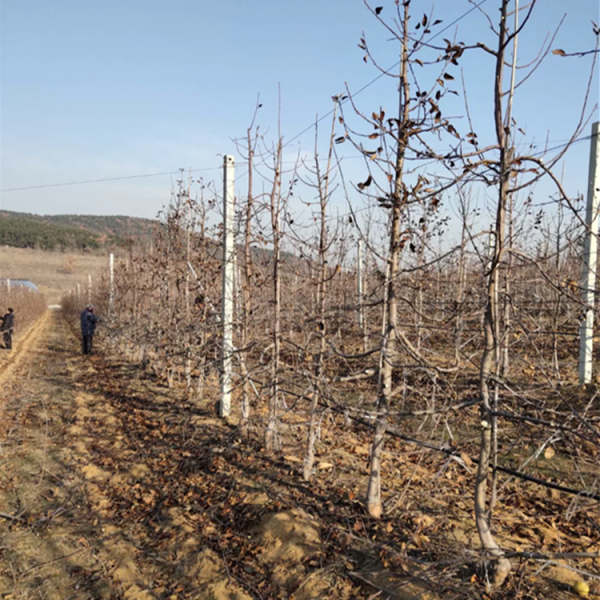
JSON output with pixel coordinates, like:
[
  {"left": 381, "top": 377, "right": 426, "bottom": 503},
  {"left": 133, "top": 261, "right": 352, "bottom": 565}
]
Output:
[
  {"left": 66, "top": 384, "right": 160, "bottom": 600},
  {"left": 0, "top": 310, "right": 50, "bottom": 397}
]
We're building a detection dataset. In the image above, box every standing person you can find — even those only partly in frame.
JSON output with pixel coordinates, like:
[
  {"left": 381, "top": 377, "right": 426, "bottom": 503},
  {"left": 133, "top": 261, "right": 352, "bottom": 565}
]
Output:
[
  {"left": 0, "top": 308, "right": 14, "bottom": 350},
  {"left": 80, "top": 304, "right": 98, "bottom": 355}
]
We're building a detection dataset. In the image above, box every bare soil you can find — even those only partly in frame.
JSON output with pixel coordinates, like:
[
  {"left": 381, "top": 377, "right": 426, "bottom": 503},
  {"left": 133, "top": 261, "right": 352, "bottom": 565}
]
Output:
[{"left": 0, "top": 311, "right": 598, "bottom": 599}]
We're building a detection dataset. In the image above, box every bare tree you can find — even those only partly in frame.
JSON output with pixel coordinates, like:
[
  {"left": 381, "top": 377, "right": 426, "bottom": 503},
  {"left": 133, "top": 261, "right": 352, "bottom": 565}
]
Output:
[
  {"left": 302, "top": 109, "right": 338, "bottom": 480},
  {"left": 235, "top": 101, "right": 262, "bottom": 437},
  {"left": 464, "top": 0, "right": 598, "bottom": 588},
  {"left": 338, "top": 0, "right": 465, "bottom": 518}
]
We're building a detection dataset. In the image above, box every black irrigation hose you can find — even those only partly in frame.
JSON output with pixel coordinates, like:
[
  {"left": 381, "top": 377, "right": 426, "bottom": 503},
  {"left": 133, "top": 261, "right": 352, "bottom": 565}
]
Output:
[
  {"left": 246, "top": 370, "right": 599, "bottom": 501},
  {"left": 326, "top": 406, "right": 600, "bottom": 502}
]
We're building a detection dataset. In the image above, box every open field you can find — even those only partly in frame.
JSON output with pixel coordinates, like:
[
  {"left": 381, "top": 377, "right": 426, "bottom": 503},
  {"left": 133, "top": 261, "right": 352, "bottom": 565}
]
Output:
[{"left": 0, "top": 246, "right": 111, "bottom": 304}]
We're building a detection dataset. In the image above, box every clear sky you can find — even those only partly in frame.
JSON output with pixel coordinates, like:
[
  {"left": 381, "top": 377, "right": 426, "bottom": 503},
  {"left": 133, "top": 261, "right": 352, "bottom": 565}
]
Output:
[{"left": 0, "top": 0, "right": 598, "bottom": 220}]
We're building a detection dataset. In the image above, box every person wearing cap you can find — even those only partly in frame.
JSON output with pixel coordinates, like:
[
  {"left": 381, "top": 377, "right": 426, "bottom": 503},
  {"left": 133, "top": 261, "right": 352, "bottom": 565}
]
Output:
[
  {"left": 0, "top": 308, "right": 14, "bottom": 350},
  {"left": 80, "top": 304, "right": 98, "bottom": 355}
]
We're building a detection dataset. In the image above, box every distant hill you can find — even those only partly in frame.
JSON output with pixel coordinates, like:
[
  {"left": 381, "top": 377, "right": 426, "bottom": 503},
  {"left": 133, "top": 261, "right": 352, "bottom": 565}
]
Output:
[
  {"left": 0, "top": 211, "right": 156, "bottom": 239},
  {"left": 0, "top": 211, "right": 157, "bottom": 250},
  {"left": 0, "top": 216, "right": 102, "bottom": 251}
]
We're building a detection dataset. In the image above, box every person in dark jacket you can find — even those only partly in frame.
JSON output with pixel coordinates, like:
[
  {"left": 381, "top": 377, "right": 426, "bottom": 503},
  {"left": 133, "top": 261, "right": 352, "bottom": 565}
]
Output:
[
  {"left": 0, "top": 308, "right": 14, "bottom": 350},
  {"left": 80, "top": 304, "right": 98, "bottom": 355}
]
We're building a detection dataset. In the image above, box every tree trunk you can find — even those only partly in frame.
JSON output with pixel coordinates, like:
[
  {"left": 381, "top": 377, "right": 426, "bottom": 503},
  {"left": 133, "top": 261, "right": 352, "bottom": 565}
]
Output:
[
  {"left": 304, "top": 109, "right": 336, "bottom": 481},
  {"left": 265, "top": 138, "right": 283, "bottom": 452},
  {"left": 474, "top": 0, "right": 513, "bottom": 586},
  {"left": 240, "top": 125, "right": 256, "bottom": 437},
  {"left": 366, "top": 2, "right": 409, "bottom": 518}
]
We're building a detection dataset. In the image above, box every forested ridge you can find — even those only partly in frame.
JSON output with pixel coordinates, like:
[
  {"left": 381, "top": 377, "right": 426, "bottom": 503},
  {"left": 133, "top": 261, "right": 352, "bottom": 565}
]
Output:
[
  {"left": 0, "top": 211, "right": 156, "bottom": 250},
  {"left": 0, "top": 215, "right": 102, "bottom": 250}
]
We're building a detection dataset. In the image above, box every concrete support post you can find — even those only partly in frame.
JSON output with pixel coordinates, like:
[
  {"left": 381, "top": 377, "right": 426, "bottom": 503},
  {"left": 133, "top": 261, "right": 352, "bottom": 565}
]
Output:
[
  {"left": 109, "top": 253, "right": 115, "bottom": 318},
  {"left": 220, "top": 155, "right": 235, "bottom": 418},
  {"left": 357, "top": 239, "right": 364, "bottom": 328},
  {"left": 579, "top": 121, "right": 600, "bottom": 384},
  {"left": 486, "top": 228, "right": 495, "bottom": 273}
]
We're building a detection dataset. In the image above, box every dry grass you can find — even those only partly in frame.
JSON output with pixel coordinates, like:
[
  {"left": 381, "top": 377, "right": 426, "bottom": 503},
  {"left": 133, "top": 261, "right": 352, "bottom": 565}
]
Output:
[{"left": 0, "top": 247, "right": 109, "bottom": 303}]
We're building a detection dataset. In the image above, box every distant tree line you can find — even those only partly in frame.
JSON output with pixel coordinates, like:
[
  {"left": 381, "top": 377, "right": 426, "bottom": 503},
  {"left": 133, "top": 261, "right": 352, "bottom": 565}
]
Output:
[
  {"left": 0, "top": 211, "right": 156, "bottom": 240},
  {"left": 0, "top": 216, "right": 101, "bottom": 250}
]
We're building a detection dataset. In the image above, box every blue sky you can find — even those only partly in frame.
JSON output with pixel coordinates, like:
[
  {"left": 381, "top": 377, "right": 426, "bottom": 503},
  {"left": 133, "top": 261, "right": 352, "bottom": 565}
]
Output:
[{"left": 0, "top": 0, "right": 598, "bottom": 221}]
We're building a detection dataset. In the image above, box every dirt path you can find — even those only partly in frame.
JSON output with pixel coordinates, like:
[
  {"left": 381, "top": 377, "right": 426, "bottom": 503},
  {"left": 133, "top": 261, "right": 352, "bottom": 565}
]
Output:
[
  {"left": 0, "top": 310, "right": 51, "bottom": 390},
  {"left": 0, "top": 309, "right": 119, "bottom": 597},
  {"left": 0, "top": 308, "right": 166, "bottom": 598}
]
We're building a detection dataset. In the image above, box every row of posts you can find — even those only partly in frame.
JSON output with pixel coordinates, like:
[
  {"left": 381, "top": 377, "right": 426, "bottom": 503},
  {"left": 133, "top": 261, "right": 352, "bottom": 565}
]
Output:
[{"left": 74, "top": 270, "right": 111, "bottom": 308}]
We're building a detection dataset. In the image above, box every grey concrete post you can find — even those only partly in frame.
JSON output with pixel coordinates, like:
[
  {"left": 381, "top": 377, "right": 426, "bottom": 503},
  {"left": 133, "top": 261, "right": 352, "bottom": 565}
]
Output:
[
  {"left": 579, "top": 121, "right": 600, "bottom": 384},
  {"left": 220, "top": 155, "right": 235, "bottom": 417}
]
